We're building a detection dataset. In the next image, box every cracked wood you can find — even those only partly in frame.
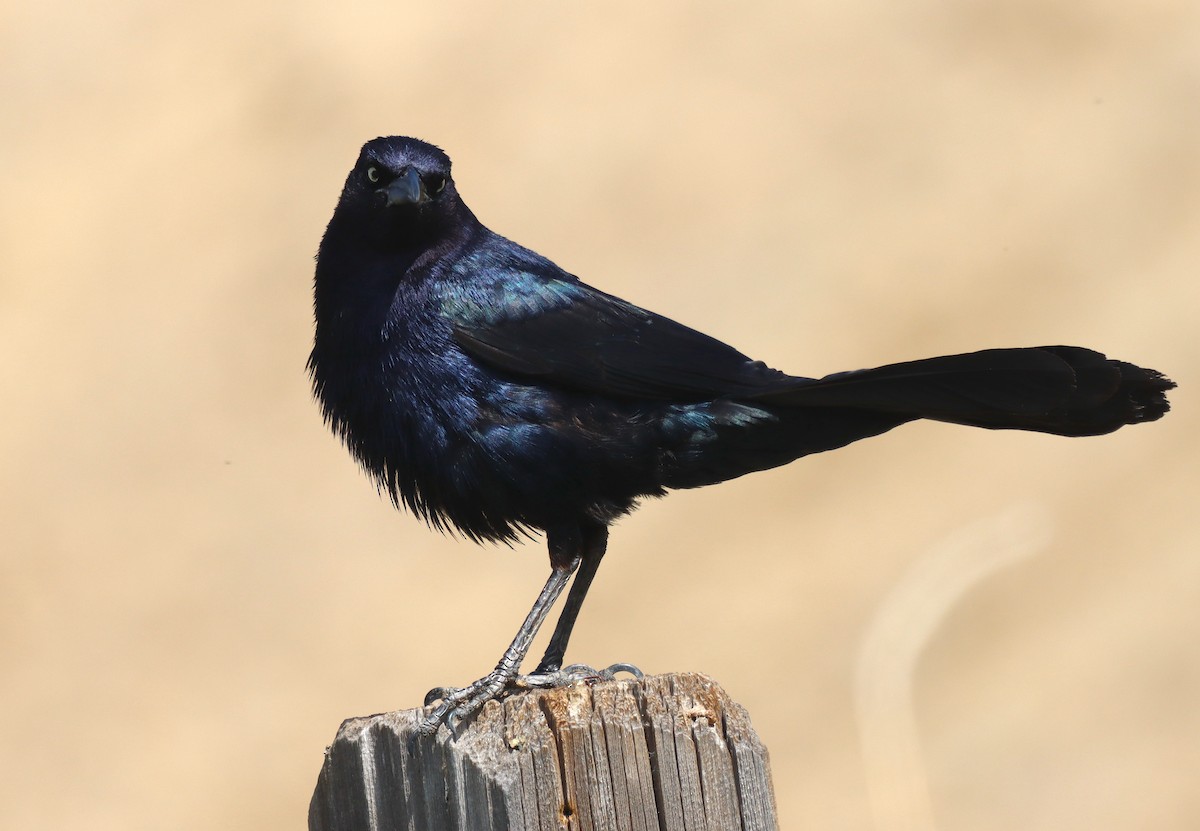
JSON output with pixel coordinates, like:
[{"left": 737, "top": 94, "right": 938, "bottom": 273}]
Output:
[{"left": 309, "top": 672, "right": 778, "bottom": 831}]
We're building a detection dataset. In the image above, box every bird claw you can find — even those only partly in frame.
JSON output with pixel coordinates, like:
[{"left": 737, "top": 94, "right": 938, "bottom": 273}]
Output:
[
  {"left": 423, "top": 686, "right": 458, "bottom": 707},
  {"left": 418, "top": 662, "right": 644, "bottom": 737},
  {"left": 600, "top": 662, "right": 644, "bottom": 679}
]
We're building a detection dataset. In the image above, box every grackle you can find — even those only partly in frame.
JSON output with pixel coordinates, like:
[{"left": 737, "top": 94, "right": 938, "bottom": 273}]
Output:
[{"left": 309, "top": 136, "right": 1174, "bottom": 735}]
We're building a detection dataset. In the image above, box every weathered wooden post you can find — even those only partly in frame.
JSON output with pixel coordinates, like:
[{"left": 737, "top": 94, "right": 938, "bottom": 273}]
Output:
[{"left": 309, "top": 672, "right": 778, "bottom": 831}]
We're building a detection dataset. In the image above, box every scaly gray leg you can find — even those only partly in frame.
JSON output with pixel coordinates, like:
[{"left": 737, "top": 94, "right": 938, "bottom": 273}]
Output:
[{"left": 418, "top": 557, "right": 579, "bottom": 736}]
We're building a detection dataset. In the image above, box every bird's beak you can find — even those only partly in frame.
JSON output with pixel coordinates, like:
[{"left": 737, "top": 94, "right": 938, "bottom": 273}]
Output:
[{"left": 383, "top": 167, "right": 427, "bottom": 206}]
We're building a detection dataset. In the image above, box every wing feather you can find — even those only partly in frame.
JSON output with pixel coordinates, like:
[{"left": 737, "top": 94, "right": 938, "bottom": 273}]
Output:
[{"left": 448, "top": 277, "right": 798, "bottom": 401}]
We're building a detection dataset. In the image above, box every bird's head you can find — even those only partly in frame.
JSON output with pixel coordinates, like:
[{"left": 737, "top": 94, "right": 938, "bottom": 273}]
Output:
[{"left": 329, "top": 136, "right": 473, "bottom": 248}]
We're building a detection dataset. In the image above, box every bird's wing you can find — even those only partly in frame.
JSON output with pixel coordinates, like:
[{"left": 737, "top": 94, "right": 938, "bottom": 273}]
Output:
[{"left": 447, "top": 276, "right": 798, "bottom": 401}]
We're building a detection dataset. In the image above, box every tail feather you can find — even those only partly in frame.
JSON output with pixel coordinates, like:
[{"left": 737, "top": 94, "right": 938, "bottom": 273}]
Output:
[{"left": 754, "top": 346, "right": 1174, "bottom": 437}]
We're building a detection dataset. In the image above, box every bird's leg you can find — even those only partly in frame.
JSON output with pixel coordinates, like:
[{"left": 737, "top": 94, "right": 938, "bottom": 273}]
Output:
[
  {"left": 532, "top": 524, "right": 607, "bottom": 674},
  {"left": 524, "top": 523, "right": 643, "bottom": 688},
  {"left": 418, "top": 527, "right": 586, "bottom": 736},
  {"left": 419, "top": 559, "right": 578, "bottom": 735}
]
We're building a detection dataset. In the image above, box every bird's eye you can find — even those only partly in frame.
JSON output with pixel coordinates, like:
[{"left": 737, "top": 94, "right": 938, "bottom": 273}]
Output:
[
  {"left": 429, "top": 175, "right": 447, "bottom": 194},
  {"left": 366, "top": 166, "right": 381, "bottom": 184}
]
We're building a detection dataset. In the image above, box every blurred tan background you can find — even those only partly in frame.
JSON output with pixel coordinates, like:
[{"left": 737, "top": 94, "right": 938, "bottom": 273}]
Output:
[{"left": 2, "top": 1, "right": 1197, "bottom": 829}]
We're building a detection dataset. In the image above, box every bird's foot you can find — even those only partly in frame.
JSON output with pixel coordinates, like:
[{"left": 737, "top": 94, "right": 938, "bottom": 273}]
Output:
[
  {"left": 419, "top": 667, "right": 518, "bottom": 737},
  {"left": 521, "top": 662, "right": 644, "bottom": 689},
  {"left": 418, "top": 662, "right": 644, "bottom": 737}
]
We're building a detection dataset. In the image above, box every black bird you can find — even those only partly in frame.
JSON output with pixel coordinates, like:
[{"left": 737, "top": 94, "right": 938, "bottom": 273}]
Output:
[{"left": 309, "top": 136, "right": 1174, "bottom": 735}]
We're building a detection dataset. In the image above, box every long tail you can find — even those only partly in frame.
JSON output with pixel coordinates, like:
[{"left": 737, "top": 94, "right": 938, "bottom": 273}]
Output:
[{"left": 756, "top": 346, "right": 1174, "bottom": 437}]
